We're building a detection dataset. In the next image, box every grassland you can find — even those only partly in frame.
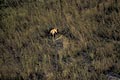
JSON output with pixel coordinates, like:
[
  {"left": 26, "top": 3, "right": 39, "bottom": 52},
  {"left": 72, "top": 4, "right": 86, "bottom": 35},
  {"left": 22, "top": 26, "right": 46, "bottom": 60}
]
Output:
[{"left": 0, "top": 0, "right": 120, "bottom": 80}]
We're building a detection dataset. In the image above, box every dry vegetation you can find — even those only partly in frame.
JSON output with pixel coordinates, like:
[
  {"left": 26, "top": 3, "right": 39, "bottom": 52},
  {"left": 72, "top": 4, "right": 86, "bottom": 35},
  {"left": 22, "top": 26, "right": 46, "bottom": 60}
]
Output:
[{"left": 0, "top": 0, "right": 120, "bottom": 80}]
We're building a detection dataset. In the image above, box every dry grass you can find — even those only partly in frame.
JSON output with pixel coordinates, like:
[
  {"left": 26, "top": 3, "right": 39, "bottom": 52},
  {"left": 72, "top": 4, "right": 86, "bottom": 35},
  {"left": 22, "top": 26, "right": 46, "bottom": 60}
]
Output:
[{"left": 0, "top": 0, "right": 120, "bottom": 80}]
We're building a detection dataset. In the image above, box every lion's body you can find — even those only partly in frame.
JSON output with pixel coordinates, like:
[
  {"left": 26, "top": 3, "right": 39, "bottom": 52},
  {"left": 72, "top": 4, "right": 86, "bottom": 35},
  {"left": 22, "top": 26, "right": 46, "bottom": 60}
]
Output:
[{"left": 50, "top": 28, "right": 58, "bottom": 37}]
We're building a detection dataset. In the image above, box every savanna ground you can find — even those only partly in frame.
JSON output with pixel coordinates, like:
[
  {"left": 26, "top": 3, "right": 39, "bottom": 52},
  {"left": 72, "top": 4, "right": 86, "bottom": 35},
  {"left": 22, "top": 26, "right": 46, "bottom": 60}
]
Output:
[{"left": 0, "top": 0, "right": 120, "bottom": 80}]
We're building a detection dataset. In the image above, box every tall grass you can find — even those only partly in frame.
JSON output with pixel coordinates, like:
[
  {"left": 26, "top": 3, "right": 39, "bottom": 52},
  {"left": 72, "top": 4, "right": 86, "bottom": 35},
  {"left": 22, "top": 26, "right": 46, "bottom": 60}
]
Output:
[{"left": 0, "top": 0, "right": 120, "bottom": 80}]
